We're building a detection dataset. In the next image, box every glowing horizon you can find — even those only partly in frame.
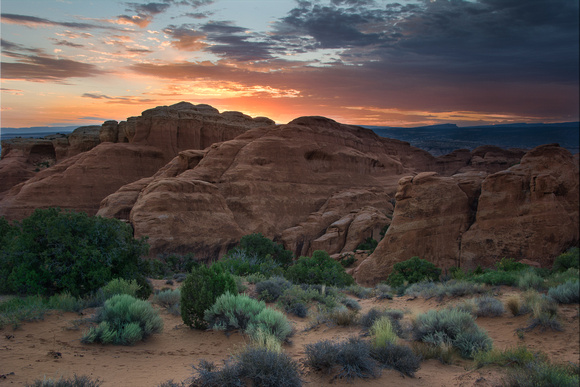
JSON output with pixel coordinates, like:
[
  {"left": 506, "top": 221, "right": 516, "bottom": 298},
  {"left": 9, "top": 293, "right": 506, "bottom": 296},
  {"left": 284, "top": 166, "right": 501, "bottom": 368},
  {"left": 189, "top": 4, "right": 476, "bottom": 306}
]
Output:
[{"left": 1, "top": 0, "right": 578, "bottom": 129}]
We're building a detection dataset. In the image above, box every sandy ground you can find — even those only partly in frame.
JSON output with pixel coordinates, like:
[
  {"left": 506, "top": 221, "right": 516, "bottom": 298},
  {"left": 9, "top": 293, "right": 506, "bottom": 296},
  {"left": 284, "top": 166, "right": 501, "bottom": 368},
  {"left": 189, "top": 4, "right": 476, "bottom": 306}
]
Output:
[{"left": 1, "top": 283, "right": 578, "bottom": 386}]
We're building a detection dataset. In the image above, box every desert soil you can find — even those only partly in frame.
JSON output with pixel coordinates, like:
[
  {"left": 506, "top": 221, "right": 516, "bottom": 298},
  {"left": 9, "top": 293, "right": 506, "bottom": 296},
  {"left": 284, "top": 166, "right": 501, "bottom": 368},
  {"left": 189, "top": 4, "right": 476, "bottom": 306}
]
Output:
[{"left": 1, "top": 282, "right": 578, "bottom": 387}]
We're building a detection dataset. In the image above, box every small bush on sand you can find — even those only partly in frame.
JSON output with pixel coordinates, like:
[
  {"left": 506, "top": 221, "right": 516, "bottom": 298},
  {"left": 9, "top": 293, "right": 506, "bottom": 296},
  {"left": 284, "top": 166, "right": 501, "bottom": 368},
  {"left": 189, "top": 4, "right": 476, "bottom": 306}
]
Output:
[
  {"left": 506, "top": 360, "right": 579, "bottom": 387},
  {"left": 0, "top": 295, "right": 47, "bottom": 329},
  {"left": 505, "top": 295, "right": 530, "bottom": 317},
  {"left": 548, "top": 280, "right": 579, "bottom": 304},
  {"left": 255, "top": 276, "right": 292, "bottom": 302},
  {"left": 190, "top": 347, "right": 302, "bottom": 387},
  {"left": 100, "top": 278, "right": 141, "bottom": 299},
  {"left": 81, "top": 294, "right": 163, "bottom": 345},
  {"left": 360, "top": 307, "right": 404, "bottom": 336},
  {"left": 180, "top": 264, "right": 237, "bottom": 329},
  {"left": 371, "top": 343, "right": 421, "bottom": 377},
  {"left": 344, "top": 284, "right": 374, "bottom": 299},
  {"left": 410, "top": 341, "right": 455, "bottom": 364},
  {"left": 340, "top": 297, "right": 361, "bottom": 311},
  {"left": 456, "top": 296, "right": 504, "bottom": 317},
  {"left": 522, "top": 290, "right": 562, "bottom": 332},
  {"left": 285, "top": 250, "right": 354, "bottom": 288},
  {"left": 374, "top": 283, "right": 393, "bottom": 299},
  {"left": 204, "top": 292, "right": 292, "bottom": 342},
  {"left": 152, "top": 289, "right": 181, "bottom": 315},
  {"left": 47, "top": 292, "right": 85, "bottom": 313},
  {"left": 474, "top": 345, "right": 536, "bottom": 368},
  {"left": 412, "top": 308, "right": 492, "bottom": 358},
  {"left": 304, "top": 337, "right": 379, "bottom": 381},
  {"left": 25, "top": 374, "right": 102, "bottom": 387},
  {"left": 370, "top": 316, "right": 398, "bottom": 347},
  {"left": 516, "top": 269, "right": 546, "bottom": 291},
  {"left": 387, "top": 256, "right": 441, "bottom": 288}
]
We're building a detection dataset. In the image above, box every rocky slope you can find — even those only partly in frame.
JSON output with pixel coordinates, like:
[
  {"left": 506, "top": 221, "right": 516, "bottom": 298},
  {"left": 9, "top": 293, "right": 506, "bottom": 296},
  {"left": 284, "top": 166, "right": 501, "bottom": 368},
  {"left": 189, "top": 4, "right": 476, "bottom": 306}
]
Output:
[
  {"left": 1, "top": 102, "right": 576, "bottom": 281},
  {"left": 354, "top": 144, "right": 579, "bottom": 285},
  {"left": 0, "top": 102, "right": 274, "bottom": 219}
]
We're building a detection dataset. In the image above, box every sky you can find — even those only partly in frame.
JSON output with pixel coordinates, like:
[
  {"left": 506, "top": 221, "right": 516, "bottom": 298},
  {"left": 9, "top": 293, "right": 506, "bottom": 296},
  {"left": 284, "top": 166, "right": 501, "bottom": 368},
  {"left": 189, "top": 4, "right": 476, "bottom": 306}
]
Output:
[{"left": 1, "top": 0, "right": 579, "bottom": 128}]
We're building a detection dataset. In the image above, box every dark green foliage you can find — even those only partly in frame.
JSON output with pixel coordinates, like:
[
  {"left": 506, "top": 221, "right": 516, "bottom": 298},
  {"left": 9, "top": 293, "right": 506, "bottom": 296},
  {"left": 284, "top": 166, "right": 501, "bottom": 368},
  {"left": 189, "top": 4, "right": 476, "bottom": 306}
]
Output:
[
  {"left": 339, "top": 254, "right": 356, "bottom": 268},
  {"left": 218, "top": 250, "right": 284, "bottom": 278},
  {"left": 25, "top": 374, "right": 102, "bottom": 387},
  {"left": 387, "top": 256, "right": 441, "bottom": 287},
  {"left": 0, "top": 295, "right": 47, "bottom": 329},
  {"left": 284, "top": 250, "right": 354, "bottom": 287},
  {"left": 355, "top": 237, "right": 378, "bottom": 252},
  {"left": 180, "top": 264, "right": 237, "bottom": 329},
  {"left": 370, "top": 343, "right": 421, "bottom": 377},
  {"left": 235, "top": 233, "right": 293, "bottom": 267},
  {"left": 472, "top": 270, "right": 518, "bottom": 286},
  {"left": 0, "top": 208, "right": 149, "bottom": 297},
  {"left": 134, "top": 276, "right": 153, "bottom": 300},
  {"left": 148, "top": 253, "right": 199, "bottom": 278},
  {"left": 304, "top": 337, "right": 379, "bottom": 381},
  {"left": 506, "top": 360, "right": 579, "bottom": 387},
  {"left": 552, "top": 248, "right": 580, "bottom": 272},
  {"left": 255, "top": 276, "right": 292, "bottom": 302},
  {"left": 81, "top": 294, "right": 163, "bottom": 345},
  {"left": 495, "top": 257, "right": 527, "bottom": 272},
  {"left": 190, "top": 347, "right": 302, "bottom": 387}
]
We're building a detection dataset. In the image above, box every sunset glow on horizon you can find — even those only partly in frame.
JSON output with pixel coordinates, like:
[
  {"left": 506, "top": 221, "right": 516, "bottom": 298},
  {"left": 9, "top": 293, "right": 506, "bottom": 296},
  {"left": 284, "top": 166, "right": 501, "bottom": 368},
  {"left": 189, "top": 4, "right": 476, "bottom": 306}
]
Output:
[{"left": 1, "top": 0, "right": 578, "bottom": 129}]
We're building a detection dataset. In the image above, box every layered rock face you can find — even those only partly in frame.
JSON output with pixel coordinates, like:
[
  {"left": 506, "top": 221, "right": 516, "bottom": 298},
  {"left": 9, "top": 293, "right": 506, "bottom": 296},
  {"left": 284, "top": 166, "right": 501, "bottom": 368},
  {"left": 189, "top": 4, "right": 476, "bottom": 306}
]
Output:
[
  {"left": 355, "top": 144, "right": 579, "bottom": 285},
  {"left": 99, "top": 116, "right": 444, "bottom": 258},
  {"left": 0, "top": 103, "right": 274, "bottom": 219}
]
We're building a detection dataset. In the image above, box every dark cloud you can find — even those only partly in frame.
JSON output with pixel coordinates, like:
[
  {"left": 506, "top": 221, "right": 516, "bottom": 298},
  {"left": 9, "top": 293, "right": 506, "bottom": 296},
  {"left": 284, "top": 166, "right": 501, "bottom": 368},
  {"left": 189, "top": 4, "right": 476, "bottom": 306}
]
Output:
[
  {"left": 162, "top": 24, "right": 207, "bottom": 51},
  {"left": 1, "top": 13, "right": 118, "bottom": 30},
  {"left": 81, "top": 93, "right": 156, "bottom": 104},
  {"left": 51, "top": 39, "right": 85, "bottom": 48},
  {"left": 2, "top": 52, "right": 105, "bottom": 82}
]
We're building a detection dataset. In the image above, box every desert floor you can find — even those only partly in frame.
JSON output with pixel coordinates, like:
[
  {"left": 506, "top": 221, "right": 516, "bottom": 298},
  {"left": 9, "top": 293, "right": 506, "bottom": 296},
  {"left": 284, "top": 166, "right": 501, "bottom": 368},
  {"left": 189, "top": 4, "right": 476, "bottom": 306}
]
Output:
[{"left": 1, "top": 281, "right": 578, "bottom": 387}]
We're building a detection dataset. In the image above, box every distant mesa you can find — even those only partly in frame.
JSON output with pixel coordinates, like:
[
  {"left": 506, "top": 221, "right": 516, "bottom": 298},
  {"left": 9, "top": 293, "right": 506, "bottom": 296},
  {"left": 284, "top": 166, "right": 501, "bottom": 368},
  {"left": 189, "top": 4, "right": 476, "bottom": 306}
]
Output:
[{"left": 1, "top": 102, "right": 578, "bottom": 284}]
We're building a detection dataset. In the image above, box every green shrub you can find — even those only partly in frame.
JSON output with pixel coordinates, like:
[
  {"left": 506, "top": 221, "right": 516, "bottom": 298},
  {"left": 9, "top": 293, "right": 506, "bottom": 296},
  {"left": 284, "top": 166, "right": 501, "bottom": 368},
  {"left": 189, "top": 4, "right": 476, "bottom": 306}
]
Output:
[
  {"left": 387, "top": 256, "right": 441, "bottom": 287},
  {"left": 339, "top": 254, "right": 356, "bottom": 268},
  {"left": 204, "top": 292, "right": 292, "bottom": 342},
  {"left": 81, "top": 294, "right": 163, "bottom": 345},
  {"left": 516, "top": 269, "right": 546, "bottom": 291},
  {"left": 405, "top": 280, "right": 487, "bottom": 300},
  {"left": 152, "top": 289, "right": 181, "bottom": 314},
  {"left": 355, "top": 237, "right": 378, "bottom": 252},
  {"left": 370, "top": 316, "right": 398, "bottom": 347},
  {"left": 180, "top": 264, "right": 237, "bottom": 329},
  {"left": 218, "top": 249, "right": 284, "bottom": 278},
  {"left": 191, "top": 347, "right": 302, "bottom": 387},
  {"left": 0, "top": 208, "right": 148, "bottom": 297},
  {"left": 344, "top": 284, "right": 373, "bottom": 299},
  {"left": 100, "top": 278, "right": 141, "bottom": 299},
  {"left": 360, "top": 307, "right": 404, "bottom": 337},
  {"left": 474, "top": 345, "right": 536, "bottom": 368},
  {"left": 506, "top": 360, "right": 579, "bottom": 387},
  {"left": 285, "top": 250, "right": 354, "bottom": 287},
  {"left": 340, "top": 297, "right": 361, "bottom": 311},
  {"left": 552, "top": 248, "right": 580, "bottom": 272},
  {"left": 148, "top": 253, "right": 198, "bottom": 278},
  {"left": 0, "top": 295, "right": 47, "bottom": 329},
  {"left": 371, "top": 343, "right": 421, "bottom": 377},
  {"left": 456, "top": 296, "right": 505, "bottom": 317},
  {"left": 546, "top": 268, "right": 580, "bottom": 288},
  {"left": 548, "top": 280, "right": 579, "bottom": 304},
  {"left": 255, "top": 276, "right": 292, "bottom": 302},
  {"left": 25, "top": 374, "right": 102, "bottom": 387},
  {"left": 233, "top": 233, "right": 293, "bottom": 267},
  {"left": 304, "top": 337, "right": 379, "bottom": 381},
  {"left": 374, "top": 283, "right": 393, "bottom": 299},
  {"left": 412, "top": 308, "right": 492, "bottom": 358},
  {"left": 495, "top": 257, "right": 528, "bottom": 272},
  {"left": 47, "top": 292, "right": 85, "bottom": 312},
  {"left": 472, "top": 270, "right": 518, "bottom": 286}
]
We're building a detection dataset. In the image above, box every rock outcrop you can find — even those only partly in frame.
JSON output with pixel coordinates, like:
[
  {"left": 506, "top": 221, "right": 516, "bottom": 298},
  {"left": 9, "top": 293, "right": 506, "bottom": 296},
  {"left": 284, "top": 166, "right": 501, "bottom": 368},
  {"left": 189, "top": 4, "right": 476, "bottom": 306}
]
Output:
[
  {"left": 354, "top": 144, "right": 579, "bottom": 285},
  {"left": 0, "top": 102, "right": 275, "bottom": 219}
]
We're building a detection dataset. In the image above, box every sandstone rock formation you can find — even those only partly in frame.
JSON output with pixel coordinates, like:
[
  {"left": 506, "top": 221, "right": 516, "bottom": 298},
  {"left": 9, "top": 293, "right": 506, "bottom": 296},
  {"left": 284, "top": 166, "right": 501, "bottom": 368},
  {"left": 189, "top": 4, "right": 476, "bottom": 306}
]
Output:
[
  {"left": 0, "top": 103, "right": 274, "bottom": 219},
  {"left": 99, "top": 115, "right": 527, "bottom": 259},
  {"left": 354, "top": 144, "right": 579, "bottom": 285}
]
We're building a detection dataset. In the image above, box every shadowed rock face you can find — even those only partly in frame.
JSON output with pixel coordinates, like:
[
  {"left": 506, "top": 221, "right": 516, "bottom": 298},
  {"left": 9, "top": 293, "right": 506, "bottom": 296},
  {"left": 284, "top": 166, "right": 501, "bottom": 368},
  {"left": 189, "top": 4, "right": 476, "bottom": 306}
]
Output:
[
  {"left": 354, "top": 144, "right": 579, "bottom": 285},
  {"left": 0, "top": 102, "right": 275, "bottom": 219}
]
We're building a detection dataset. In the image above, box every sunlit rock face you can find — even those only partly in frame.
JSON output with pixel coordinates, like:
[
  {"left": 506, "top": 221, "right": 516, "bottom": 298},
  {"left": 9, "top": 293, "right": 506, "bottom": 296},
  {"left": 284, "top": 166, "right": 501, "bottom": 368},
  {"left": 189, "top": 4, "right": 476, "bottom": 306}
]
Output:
[
  {"left": 354, "top": 144, "right": 579, "bottom": 286},
  {"left": 0, "top": 102, "right": 274, "bottom": 219}
]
